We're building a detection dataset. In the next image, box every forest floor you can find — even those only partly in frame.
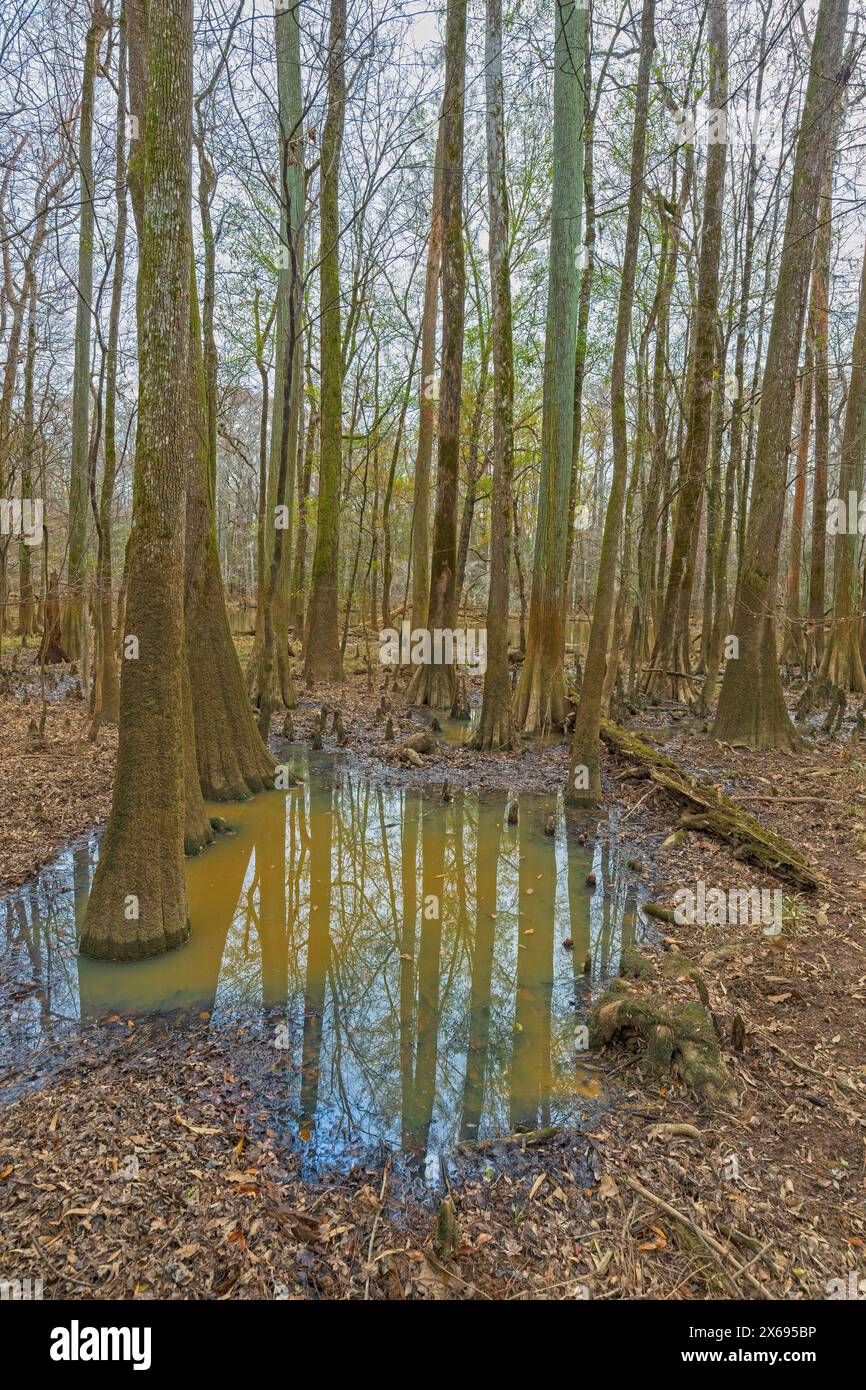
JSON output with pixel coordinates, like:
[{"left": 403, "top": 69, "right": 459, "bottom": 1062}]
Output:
[
  {"left": 0, "top": 652, "right": 115, "bottom": 892},
  {"left": 1, "top": 641, "right": 864, "bottom": 1299}
]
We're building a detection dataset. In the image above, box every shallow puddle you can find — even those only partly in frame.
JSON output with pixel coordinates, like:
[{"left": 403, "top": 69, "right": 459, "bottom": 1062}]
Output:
[{"left": 1, "top": 752, "right": 647, "bottom": 1175}]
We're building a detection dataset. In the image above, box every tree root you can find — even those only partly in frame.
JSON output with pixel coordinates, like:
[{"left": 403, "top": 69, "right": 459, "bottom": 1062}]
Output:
[{"left": 590, "top": 980, "right": 738, "bottom": 1110}]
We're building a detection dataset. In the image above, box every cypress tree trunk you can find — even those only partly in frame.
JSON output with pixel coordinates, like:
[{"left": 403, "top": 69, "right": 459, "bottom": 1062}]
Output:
[
  {"left": 0, "top": 151, "right": 63, "bottom": 656},
  {"left": 406, "top": 0, "right": 468, "bottom": 709},
  {"left": 699, "top": 362, "right": 725, "bottom": 675},
  {"left": 124, "top": 0, "right": 207, "bottom": 855},
  {"left": 253, "top": 0, "right": 304, "bottom": 715},
  {"left": 645, "top": 0, "right": 727, "bottom": 703},
  {"left": 304, "top": 0, "right": 347, "bottom": 684},
  {"left": 410, "top": 120, "right": 445, "bottom": 632},
  {"left": 17, "top": 281, "right": 38, "bottom": 639},
  {"left": 633, "top": 156, "right": 692, "bottom": 671},
  {"left": 186, "top": 274, "right": 276, "bottom": 797},
  {"left": 91, "top": 5, "right": 128, "bottom": 728},
  {"left": 472, "top": 0, "right": 515, "bottom": 751},
  {"left": 455, "top": 340, "right": 489, "bottom": 613},
  {"left": 567, "top": 0, "right": 655, "bottom": 807},
  {"left": 713, "top": 0, "right": 850, "bottom": 749},
  {"left": 125, "top": 0, "right": 273, "bottom": 819},
  {"left": 807, "top": 134, "right": 840, "bottom": 654},
  {"left": 512, "top": 0, "right": 585, "bottom": 734},
  {"left": 381, "top": 327, "right": 420, "bottom": 629},
  {"left": 80, "top": 0, "right": 194, "bottom": 961},
  {"left": 289, "top": 389, "right": 316, "bottom": 630},
  {"left": 65, "top": 3, "right": 109, "bottom": 659},
  {"left": 565, "top": 31, "right": 594, "bottom": 600},
  {"left": 819, "top": 237, "right": 866, "bottom": 690},
  {"left": 701, "top": 6, "right": 767, "bottom": 703},
  {"left": 782, "top": 336, "right": 813, "bottom": 665}
]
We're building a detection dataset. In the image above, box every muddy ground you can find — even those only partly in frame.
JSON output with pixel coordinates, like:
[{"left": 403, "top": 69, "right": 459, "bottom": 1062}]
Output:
[{"left": 1, "top": 643, "right": 864, "bottom": 1299}]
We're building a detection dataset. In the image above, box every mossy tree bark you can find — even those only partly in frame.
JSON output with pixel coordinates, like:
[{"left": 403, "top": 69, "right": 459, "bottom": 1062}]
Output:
[
  {"left": 472, "top": 0, "right": 515, "bottom": 751},
  {"left": 567, "top": 0, "right": 654, "bottom": 806},
  {"left": 80, "top": 0, "right": 194, "bottom": 961},
  {"left": 406, "top": 0, "right": 467, "bottom": 710},
  {"left": 645, "top": 0, "right": 727, "bottom": 703},
  {"left": 125, "top": 0, "right": 273, "bottom": 818},
  {"left": 304, "top": 0, "right": 346, "bottom": 685},
  {"left": 512, "top": 0, "right": 585, "bottom": 734},
  {"left": 713, "top": 0, "right": 849, "bottom": 750}
]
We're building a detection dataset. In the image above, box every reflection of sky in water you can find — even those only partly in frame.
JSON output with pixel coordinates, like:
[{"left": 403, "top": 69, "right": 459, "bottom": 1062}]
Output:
[{"left": 0, "top": 753, "right": 645, "bottom": 1174}]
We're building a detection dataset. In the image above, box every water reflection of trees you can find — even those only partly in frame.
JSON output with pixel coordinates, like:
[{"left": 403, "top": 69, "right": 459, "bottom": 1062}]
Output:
[{"left": 0, "top": 759, "right": 642, "bottom": 1164}]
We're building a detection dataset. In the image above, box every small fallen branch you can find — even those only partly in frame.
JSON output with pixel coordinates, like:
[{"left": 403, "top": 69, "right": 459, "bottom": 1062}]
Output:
[
  {"left": 620, "top": 1174, "right": 768, "bottom": 1298},
  {"left": 754, "top": 1028, "right": 865, "bottom": 1099},
  {"left": 458, "top": 1125, "right": 562, "bottom": 1152},
  {"left": 601, "top": 719, "right": 821, "bottom": 888}
]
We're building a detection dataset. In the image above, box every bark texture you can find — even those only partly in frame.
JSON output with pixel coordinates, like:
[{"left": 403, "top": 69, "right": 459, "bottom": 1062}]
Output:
[
  {"left": 713, "top": 0, "right": 849, "bottom": 750},
  {"left": 81, "top": 0, "right": 194, "bottom": 961}
]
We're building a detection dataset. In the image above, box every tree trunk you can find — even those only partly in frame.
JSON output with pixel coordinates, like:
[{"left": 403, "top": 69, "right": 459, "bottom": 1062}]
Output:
[
  {"left": 289, "top": 391, "right": 316, "bottom": 631},
  {"left": 713, "top": 0, "right": 849, "bottom": 749},
  {"left": 65, "top": 3, "right": 108, "bottom": 659},
  {"left": 80, "top": 0, "right": 194, "bottom": 961},
  {"left": 304, "top": 0, "right": 347, "bottom": 684},
  {"left": 567, "top": 0, "right": 655, "bottom": 806},
  {"left": 410, "top": 118, "right": 445, "bottom": 632},
  {"left": 91, "top": 5, "right": 128, "bottom": 729},
  {"left": 472, "top": 0, "right": 515, "bottom": 750},
  {"left": 807, "top": 136, "right": 839, "bottom": 654},
  {"left": 17, "top": 280, "right": 38, "bottom": 640},
  {"left": 256, "top": 0, "right": 304, "bottom": 720},
  {"left": 406, "top": 0, "right": 468, "bottom": 709},
  {"left": 820, "top": 237, "right": 866, "bottom": 690},
  {"left": 565, "top": 31, "right": 594, "bottom": 600},
  {"left": 645, "top": 0, "right": 727, "bottom": 703},
  {"left": 512, "top": 0, "right": 585, "bottom": 734},
  {"left": 782, "top": 334, "right": 813, "bottom": 664}
]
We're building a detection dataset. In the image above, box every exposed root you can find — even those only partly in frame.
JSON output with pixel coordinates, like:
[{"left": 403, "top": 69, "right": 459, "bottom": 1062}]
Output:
[{"left": 590, "top": 979, "right": 738, "bottom": 1110}]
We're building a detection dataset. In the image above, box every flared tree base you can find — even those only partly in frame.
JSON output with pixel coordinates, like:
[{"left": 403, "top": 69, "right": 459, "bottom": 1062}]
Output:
[
  {"left": 406, "top": 659, "right": 456, "bottom": 711},
  {"left": 713, "top": 624, "right": 800, "bottom": 752}
]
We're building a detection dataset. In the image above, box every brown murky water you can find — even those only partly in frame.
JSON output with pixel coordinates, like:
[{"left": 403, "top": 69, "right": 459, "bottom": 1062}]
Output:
[{"left": 1, "top": 751, "right": 646, "bottom": 1174}]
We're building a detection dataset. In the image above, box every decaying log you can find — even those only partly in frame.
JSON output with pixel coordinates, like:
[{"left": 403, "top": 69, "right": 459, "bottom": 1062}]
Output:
[
  {"left": 600, "top": 718, "right": 821, "bottom": 889},
  {"left": 458, "top": 1126, "right": 562, "bottom": 1152}
]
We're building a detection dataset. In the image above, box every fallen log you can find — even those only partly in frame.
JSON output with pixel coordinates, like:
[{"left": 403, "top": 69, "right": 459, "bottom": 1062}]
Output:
[
  {"left": 458, "top": 1126, "right": 562, "bottom": 1152},
  {"left": 600, "top": 719, "right": 821, "bottom": 889}
]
